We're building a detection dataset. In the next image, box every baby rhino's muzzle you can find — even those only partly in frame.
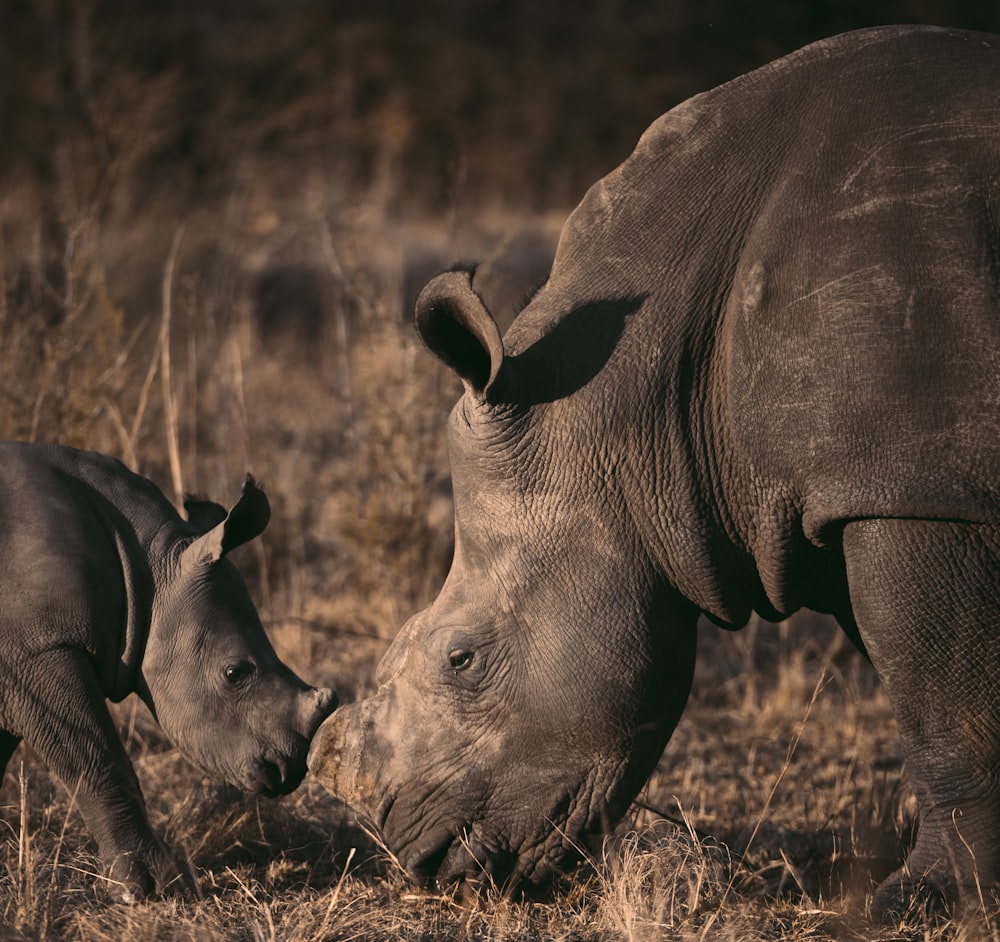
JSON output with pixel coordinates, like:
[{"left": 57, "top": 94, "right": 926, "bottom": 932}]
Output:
[
  {"left": 301, "top": 685, "right": 339, "bottom": 737},
  {"left": 254, "top": 684, "right": 339, "bottom": 796}
]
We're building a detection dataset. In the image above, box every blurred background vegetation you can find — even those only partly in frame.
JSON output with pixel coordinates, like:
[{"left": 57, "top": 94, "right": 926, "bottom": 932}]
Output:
[
  {"left": 4, "top": 1, "right": 999, "bottom": 217},
  {"left": 0, "top": 0, "right": 997, "bottom": 679},
  {"left": 0, "top": 0, "right": 997, "bottom": 685}
]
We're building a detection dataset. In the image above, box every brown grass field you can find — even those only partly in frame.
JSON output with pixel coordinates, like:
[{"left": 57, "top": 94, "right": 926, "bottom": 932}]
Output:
[{"left": 3, "top": 4, "right": 1000, "bottom": 939}]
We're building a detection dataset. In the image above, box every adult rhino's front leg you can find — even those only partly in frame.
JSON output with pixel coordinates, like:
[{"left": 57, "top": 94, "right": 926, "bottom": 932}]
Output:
[
  {"left": 10, "top": 647, "right": 196, "bottom": 902},
  {"left": 843, "top": 518, "right": 1000, "bottom": 920}
]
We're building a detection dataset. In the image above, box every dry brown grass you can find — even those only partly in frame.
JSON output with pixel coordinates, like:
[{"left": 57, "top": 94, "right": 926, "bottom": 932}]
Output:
[{"left": 6, "top": 610, "right": 999, "bottom": 940}]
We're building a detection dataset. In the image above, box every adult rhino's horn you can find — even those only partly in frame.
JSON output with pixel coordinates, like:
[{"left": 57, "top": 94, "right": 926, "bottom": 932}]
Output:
[
  {"left": 186, "top": 474, "right": 271, "bottom": 563},
  {"left": 415, "top": 268, "right": 505, "bottom": 399}
]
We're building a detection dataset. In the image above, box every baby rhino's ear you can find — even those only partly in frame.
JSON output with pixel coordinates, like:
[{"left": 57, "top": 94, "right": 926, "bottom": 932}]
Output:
[
  {"left": 184, "top": 494, "right": 228, "bottom": 532},
  {"left": 185, "top": 475, "right": 271, "bottom": 563}
]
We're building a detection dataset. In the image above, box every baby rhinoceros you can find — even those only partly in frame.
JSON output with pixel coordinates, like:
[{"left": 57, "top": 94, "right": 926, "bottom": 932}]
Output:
[{"left": 0, "top": 442, "right": 337, "bottom": 902}]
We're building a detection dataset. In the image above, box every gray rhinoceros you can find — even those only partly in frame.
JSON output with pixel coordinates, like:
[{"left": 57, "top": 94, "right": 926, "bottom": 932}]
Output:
[
  {"left": 309, "top": 24, "right": 1000, "bottom": 917},
  {"left": 0, "top": 442, "right": 337, "bottom": 902}
]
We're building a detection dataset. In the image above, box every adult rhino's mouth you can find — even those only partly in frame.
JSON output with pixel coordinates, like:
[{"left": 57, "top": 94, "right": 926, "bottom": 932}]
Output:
[
  {"left": 404, "top": 828, "right": 513, "bottom": 893},
  {"left": 403, "top": 830, "right": 466, "bottom": 888},
  {"left": 388, "top": 782, "right": 603, "bottom": 896},
  {"left": 399, "top": 821, "right": 572, "bottom": 897}
]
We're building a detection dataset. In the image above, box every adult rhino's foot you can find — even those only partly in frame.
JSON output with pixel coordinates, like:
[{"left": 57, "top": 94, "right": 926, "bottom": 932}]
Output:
[
  {"left": 869, "top": 858, "right": 1000, "bottom": 926},
  {"left": 872, "top": 866, "right": 954, "bottom": 925},
  {"left": 872, "top": 835, "right": 1000, "bottom": 924}
]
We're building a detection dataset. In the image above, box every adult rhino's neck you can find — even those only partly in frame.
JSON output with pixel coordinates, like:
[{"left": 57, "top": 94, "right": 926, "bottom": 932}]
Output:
[
  {"left": 501, "top": 266, "right": 760, "bottom": 626},
  {"left": 502, "top": 101, "right": 777, "bottom": 626}
]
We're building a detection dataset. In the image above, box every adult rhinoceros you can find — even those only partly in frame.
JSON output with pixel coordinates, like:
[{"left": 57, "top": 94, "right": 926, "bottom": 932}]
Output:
[{"left": 310, "top": 25, "right": 1000, "bottom": 917}]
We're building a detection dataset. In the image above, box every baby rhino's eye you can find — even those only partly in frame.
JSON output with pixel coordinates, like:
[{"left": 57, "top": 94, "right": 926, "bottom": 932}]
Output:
[{"left": 224, "top": 661, "right": 255, "bottom": 684}]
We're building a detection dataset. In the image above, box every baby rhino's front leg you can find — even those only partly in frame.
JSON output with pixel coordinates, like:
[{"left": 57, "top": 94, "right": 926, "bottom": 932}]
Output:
[{"left": 9, "top": 647, "right": 197, "bottom": 902}]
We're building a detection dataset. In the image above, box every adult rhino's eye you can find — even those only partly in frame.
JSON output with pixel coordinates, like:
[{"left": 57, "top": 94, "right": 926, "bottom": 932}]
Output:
[
  {"left": 448, "top": 650, "right": 474, "bottom": 673},
  {"left": 224, "top": 662, "right": 255, "bottom": 684}
]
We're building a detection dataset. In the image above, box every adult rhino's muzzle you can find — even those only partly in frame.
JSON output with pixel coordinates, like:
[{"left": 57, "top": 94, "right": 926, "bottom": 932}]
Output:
[
  {"left": 402, "top": 827, "right": 516, "bottom": 895},
  {"left": 396, "top": 817, "right": 584, "bottom": 898},
  {"left": 308, "top": 701, "right": 579, "bottom": 896},
  {"left": 309, "top": 712, "right": 500, "bottom": 890}
]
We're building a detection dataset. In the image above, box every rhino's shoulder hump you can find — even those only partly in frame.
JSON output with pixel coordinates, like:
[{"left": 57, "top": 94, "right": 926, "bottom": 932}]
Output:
[{"left": 551, "top": 24, "right": 998, "bottom": 291}]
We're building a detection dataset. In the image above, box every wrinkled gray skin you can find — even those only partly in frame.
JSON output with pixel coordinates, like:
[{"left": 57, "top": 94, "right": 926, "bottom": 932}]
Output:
[
  {"left": 310, "top": 25, "right": 1000, "bottom": 918},
  {"left": 0, "top": 442, "right": 337, "bottom": 902}
]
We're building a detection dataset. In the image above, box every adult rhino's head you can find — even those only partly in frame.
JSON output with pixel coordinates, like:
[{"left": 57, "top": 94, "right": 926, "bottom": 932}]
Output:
[
  {"left": 310, "top": 270, "right": 698, "bottom": 892},
  {"left": 142, "top": 476, "right": 337, "bottom": 795}
]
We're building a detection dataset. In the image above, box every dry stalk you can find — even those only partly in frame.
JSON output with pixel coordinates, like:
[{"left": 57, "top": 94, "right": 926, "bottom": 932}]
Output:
[
  {"left": 15, "top": 763, "right": 33, "bottom": 923},
  {"left": 316, "top": 846, "right": 357, "bottom": 939},
  {"left": 160, "top": 226, "right": 186, "bottom": 504},
  {"left": 129, "top": 323, "right": 165, "bottom": 469},
  {"left": 320, "top": 219, "right": 358, "bottom": 430}
]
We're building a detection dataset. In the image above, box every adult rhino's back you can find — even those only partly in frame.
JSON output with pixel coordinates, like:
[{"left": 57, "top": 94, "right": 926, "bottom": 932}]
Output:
[
  {"left": 720, "top": 28, "right": 1000, "bottom": 555},
  {"left": 514, "top": 25, "right": 1000, "bottom": 613}
]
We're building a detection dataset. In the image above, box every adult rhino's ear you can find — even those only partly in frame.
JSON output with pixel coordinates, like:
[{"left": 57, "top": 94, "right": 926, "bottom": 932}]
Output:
[
  {"left": 415, "top": 269, "right": 506, "bottom": 399},
  {"left": 186, "top": 474, "right": 271, "bottom": 563}
]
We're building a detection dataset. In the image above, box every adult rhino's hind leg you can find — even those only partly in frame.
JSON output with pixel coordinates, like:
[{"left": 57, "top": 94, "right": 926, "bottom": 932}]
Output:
[{"left": 842, "top": 518, "right": 1000, "bottom": 921}]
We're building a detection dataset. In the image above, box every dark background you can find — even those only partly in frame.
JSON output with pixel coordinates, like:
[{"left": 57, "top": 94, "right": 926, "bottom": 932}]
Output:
[
  {"left": 3, "top": 1, "right": 998, "bottom": 217},
  {"left": 0, "top": 0, "right": 997, "bottom": 458}
]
